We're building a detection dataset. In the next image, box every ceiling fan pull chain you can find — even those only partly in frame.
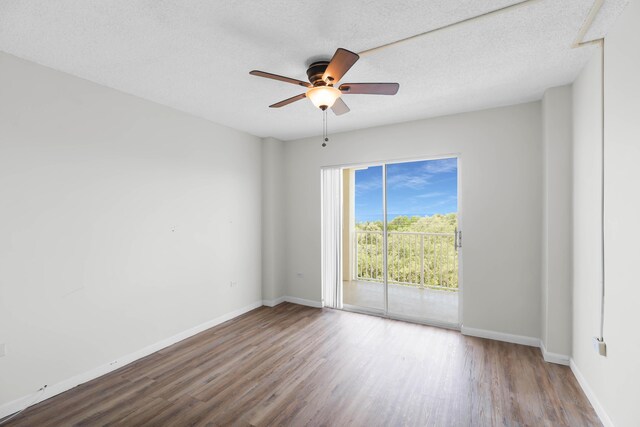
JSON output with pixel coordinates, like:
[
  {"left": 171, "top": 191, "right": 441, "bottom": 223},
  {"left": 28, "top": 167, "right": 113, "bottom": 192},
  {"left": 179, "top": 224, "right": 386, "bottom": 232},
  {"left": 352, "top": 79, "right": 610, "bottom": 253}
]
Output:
[{"left": 322, "top": 109, "right": 329, "bottom": 147}]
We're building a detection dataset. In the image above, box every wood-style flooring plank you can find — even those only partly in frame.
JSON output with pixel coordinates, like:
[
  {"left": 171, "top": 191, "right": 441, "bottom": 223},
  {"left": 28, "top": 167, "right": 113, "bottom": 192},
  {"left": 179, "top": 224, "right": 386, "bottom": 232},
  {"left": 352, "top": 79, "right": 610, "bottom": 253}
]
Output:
[{"left": 4, "top": 303, "right": 601, "bottom": 427}]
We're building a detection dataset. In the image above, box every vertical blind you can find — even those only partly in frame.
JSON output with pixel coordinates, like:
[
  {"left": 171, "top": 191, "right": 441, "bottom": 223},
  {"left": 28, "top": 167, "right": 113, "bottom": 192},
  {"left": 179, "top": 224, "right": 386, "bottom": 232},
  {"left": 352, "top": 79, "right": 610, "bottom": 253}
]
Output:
[{"left": 321, "top": 168, "right": 343, "bottom": 309}]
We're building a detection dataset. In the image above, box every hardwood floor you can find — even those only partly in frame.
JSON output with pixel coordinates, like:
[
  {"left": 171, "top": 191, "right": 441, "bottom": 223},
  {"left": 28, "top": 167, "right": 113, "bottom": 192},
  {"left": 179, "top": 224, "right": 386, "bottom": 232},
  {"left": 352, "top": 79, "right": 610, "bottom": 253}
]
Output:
[{"left": 5, "top": 303, "right": 600, "bottom": 426}]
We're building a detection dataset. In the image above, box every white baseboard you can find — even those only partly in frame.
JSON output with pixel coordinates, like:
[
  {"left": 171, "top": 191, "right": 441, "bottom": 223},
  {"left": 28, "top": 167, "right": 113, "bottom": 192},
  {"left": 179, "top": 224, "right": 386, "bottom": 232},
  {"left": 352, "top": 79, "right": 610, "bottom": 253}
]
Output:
[
  {"left": 3, "top": 300, "right": 582, "bottom": 422},
  {"left": 461, "top": 327, "right": 570, "bottom": 366},
  {"left": 539, "top": 341, "right": 570, "bottom": 365},
  {"left": 570, "top": 358, "right": 613, "bottom": 427},
  {"left": 262, "top": 296, "right": 286, "bottom": 307},
  {"left": 0, "top": 300, "right": 263, "bottom": 420},
  {"left": 284, "top": 296, "right": 323, "bottom": 308},
  {"left": 261, "top": 296, "right": 322, "bottom": 309},
  {"left": 461, "top": 325, "right": 540, "bottom": 347}
]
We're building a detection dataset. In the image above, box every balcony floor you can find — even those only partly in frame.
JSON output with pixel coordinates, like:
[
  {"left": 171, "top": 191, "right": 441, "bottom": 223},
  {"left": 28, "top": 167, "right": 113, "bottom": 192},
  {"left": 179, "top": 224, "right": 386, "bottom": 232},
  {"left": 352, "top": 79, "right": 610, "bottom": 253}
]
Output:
[{"left": 343, "top": 280, "right": 459, "bottom": 325}]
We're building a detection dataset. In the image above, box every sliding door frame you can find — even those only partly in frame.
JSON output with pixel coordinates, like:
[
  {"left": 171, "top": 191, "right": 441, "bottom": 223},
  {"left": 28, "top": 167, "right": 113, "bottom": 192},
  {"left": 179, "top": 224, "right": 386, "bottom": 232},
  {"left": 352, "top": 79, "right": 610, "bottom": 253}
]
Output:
[
  {"left": 382, "top": 163, "right": 389, "bottom": 315},
  {"left": 334, "top": 153, "right": 463, "bottom": 330}
]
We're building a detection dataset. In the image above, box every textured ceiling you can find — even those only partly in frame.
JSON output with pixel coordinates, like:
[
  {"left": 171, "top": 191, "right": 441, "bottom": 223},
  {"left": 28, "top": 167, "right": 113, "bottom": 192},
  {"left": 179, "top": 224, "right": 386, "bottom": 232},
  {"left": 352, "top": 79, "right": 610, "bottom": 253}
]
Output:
[{"left": 0, "top": 0, "right": 628, "bottom": 140}]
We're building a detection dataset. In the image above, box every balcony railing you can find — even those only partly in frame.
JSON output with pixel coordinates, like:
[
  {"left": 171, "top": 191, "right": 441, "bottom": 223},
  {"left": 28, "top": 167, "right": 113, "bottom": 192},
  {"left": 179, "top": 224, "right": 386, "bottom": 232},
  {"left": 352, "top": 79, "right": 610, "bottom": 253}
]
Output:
[{"left": 354, "top": 230, "right": 458, "bottom": 290}]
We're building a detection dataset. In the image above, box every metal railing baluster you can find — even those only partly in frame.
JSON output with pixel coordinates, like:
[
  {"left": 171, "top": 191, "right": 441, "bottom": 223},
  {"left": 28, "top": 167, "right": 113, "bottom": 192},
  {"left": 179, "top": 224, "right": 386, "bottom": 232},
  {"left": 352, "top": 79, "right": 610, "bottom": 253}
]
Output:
[{"left": 355, "top": 230, "right": 457, "bottom": 290}]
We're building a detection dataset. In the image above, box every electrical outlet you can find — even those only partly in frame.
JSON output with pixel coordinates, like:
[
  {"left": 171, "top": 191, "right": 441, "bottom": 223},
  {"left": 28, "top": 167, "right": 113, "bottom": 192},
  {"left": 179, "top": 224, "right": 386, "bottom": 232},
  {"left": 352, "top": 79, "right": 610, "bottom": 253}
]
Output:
[
  {"left": 296, "top": 273, "right": 304, "bottom": 279},
  {"left": 592, "top": 337, "right": 607, "bottom": 356},
  {"left": 0, "top": 343, "right": 6, "bottom": 358}
]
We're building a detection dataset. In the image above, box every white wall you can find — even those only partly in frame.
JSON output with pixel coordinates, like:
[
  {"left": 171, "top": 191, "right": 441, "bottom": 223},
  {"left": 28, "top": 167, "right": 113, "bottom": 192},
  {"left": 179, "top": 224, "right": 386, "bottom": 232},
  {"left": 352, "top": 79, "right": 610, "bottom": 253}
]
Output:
[
  {"left": 541, "top": 85, "right": 573, "bottom": 359},
  {"left": 0, "top": 53, "right": 262, "bottom": 408},
  {"left": 284, "top": 102, "right": 543, "bottom": 339},
  {"left": 261, "top": 137, "right": 286, "bottom": 302},
  {"left": 571, "top": 1, "right": 640, "bottom": 425}
]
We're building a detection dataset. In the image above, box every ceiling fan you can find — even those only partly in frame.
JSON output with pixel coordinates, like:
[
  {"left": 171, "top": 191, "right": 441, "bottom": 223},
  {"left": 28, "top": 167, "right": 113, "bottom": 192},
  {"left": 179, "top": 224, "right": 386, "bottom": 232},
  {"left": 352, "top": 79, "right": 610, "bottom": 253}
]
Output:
[{"left": 250, "top": 48, "right": 399, "bottom": 115}]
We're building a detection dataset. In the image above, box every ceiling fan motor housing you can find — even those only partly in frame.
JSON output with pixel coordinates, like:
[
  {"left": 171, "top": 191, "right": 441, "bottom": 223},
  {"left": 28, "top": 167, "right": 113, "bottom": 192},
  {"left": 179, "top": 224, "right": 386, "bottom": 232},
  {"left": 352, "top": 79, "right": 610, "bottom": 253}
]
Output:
[{"left": 307, "top": 61, "right": 331, "bottom": 86}]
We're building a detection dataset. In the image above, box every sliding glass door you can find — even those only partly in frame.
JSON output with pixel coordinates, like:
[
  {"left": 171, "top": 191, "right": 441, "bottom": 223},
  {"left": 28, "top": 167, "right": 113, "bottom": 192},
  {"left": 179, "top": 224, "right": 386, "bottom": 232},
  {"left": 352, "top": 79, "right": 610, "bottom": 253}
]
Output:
[
  {"left": 342, "top": 165, "right": 385, "bottom": 313},
  {"left": 386, "top": 159, "right": 459, "bottom": 325},
  {"left": 342, "top": 157, "right": 460, "bottom": 326}
]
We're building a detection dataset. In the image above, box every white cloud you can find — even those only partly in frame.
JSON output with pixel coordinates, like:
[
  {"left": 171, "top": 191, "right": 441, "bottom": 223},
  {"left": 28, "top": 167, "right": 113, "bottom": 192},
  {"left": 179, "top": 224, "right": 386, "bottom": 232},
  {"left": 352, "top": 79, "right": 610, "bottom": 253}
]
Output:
[
  {"left": 415, "top": 191, "right": 445, "bottom": 199},
  {"left": 416, "top": 195, "right": 458, "bottom": 211},
  {"left": 421, "top": 158, "right": 457, "bottom": 174},
  {"left": 387, "top": 172, "right": 431, "bottom": 189},
  {"left": 356, "top": 158, "right": 456, "bottom": 193},
  {"left": 355, "top": 178, "right": 382, "bottom": 192}
]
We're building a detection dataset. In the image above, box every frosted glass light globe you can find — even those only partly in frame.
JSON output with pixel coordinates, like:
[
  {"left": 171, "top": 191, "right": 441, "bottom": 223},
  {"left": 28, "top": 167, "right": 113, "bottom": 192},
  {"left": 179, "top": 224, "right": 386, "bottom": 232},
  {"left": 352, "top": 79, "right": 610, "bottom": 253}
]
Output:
[{"left": 306, "top": 86, "right": 341, "bottom": 110}]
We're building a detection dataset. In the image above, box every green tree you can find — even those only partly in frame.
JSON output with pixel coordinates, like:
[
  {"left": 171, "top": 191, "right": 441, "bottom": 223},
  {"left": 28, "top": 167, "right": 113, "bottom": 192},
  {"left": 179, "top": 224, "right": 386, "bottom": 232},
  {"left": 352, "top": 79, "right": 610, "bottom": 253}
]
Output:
[{"left": 355, "top": 214, "right": 458, "bottom": 290}]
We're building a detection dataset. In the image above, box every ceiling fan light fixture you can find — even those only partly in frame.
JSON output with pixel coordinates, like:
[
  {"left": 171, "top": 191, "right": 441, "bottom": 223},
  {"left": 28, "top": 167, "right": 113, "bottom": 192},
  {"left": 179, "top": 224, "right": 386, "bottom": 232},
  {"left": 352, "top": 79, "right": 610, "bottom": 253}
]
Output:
[
  {"left": 306, "top": 86, "right": 341, "bottom": 110},
  {"left": 250, "top": 48, "right": 398, "bottom": 115}
]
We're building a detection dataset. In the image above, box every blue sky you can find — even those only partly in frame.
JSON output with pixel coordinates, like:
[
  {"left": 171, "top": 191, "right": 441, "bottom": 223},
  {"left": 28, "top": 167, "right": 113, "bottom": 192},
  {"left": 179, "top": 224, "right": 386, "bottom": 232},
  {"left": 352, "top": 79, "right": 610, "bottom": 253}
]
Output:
[{"left": 355, "top": 158, "right": 458, "bottom": 222}]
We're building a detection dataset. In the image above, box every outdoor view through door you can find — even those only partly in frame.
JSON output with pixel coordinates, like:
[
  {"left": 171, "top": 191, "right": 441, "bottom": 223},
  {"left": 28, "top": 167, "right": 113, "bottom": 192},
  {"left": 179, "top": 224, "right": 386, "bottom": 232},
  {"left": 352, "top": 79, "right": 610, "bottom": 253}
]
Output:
[{"left": 342, "top": 158, "right": 460, "bottom": 326}]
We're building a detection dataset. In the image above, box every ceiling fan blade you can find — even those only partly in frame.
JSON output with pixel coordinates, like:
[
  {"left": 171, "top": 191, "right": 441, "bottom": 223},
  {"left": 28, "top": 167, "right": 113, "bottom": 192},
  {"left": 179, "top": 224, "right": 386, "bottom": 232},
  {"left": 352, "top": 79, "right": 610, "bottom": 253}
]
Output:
[
  {"left": 250, "top": 70, "right": 312, "bottom": 88},
  {"left": 322, "top": 48, "right": 359, "bottom": 84},
  {"left": 269, "top": 93, "right": 307, "bottom": 108},
  {"left": 331, "top": 98, "right": 350, "bottom": 116},
  {"left": 339, "top": 83, "right": 399, "bottom": 95}
]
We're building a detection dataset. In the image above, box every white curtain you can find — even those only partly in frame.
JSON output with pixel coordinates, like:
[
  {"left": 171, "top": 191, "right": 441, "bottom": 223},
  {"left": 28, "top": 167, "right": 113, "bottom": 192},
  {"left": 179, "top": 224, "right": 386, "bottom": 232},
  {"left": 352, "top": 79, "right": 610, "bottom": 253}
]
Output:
[{"left": 321, "top": 168, "right": 343, "bottom": 309}]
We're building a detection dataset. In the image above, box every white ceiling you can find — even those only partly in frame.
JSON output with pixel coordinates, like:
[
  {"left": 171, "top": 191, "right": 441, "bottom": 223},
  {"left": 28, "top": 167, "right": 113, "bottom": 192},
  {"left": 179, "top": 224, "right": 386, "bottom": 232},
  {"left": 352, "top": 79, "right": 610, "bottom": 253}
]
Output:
[{"left": 0, "top": 0, "right": 628, "bottom": 141}]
